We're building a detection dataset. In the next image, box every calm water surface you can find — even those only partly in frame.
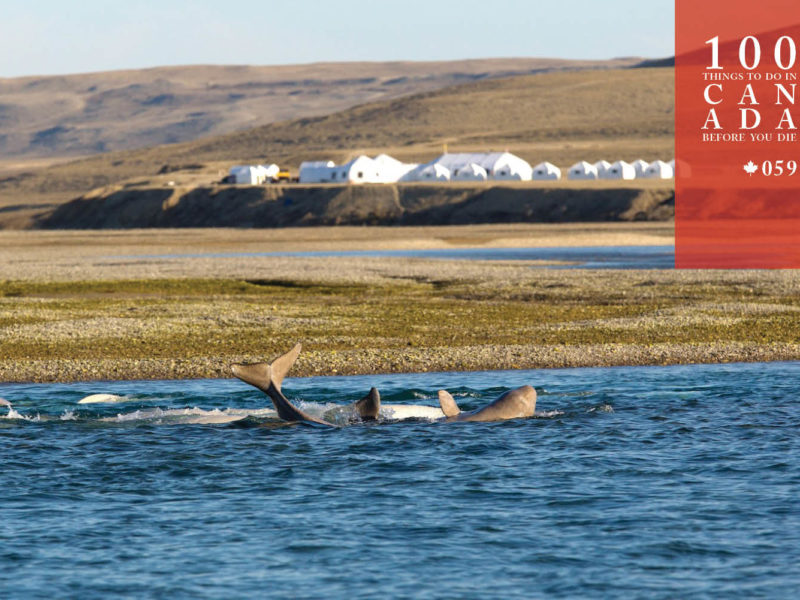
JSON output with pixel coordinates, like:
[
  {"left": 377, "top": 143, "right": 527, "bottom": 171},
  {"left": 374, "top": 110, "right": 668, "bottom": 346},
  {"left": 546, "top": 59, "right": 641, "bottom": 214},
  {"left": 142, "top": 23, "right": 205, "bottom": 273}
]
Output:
[
  {"left": 2, "top": 362, "right": 798, "bottom": 599},
  {"left": 110, "top": 245, "right": 675, "bottom": 269}
]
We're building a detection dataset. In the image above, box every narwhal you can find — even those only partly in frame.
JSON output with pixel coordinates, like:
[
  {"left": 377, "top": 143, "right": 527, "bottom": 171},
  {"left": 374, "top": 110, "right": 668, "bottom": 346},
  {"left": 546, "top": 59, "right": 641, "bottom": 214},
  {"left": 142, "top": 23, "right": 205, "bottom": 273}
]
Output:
[{"left": 231, "top": 344, "right": 538, "bottom": 426}]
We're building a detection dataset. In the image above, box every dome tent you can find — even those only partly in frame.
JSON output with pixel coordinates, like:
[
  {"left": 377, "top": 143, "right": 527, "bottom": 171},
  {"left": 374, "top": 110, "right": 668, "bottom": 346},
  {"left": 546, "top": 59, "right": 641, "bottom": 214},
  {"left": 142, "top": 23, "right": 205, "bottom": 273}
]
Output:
[
  {"left": 452, "top": 163, "right": 488, "bottom": 181},
  {"left": 631, "top": 159, "right": 650, "bottom": 178},
  {"left": 532, "top": 162, "right": 561, "bottom": 180},
  {"left": 567, "top": 161, "right": 598, "bottom": 180},
  {"left": 644, "top": 160, "right": 674, "bottom": 179},
  {"left": 228, "top": 164, "right": 278, "bottom": 185},
  {"left": 594, "top": 160, "right": 612, "bottom": 178},
  {"left": 374, "top": 154, "right": 418, "bottom": 182},
  {"left": 407, "top": 163, "right": 451, "bottom": 182},
  {"left": 334, "top": 155, "right": 378, "bottom": 183},
  {"left": 606, "top": 160, "right": 636, "bottom": 180},
  {"left": 299, "top": 161, "right": 335, "bottom": 183}
]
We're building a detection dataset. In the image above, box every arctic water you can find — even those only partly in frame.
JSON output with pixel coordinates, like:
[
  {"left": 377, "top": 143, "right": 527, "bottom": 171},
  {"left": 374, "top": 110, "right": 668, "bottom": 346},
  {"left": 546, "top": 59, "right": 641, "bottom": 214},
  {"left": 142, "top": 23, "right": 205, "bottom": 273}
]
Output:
[
  {"left": 2, "top": 361, "right": 798, "bottom": 599},
  {"left": 110, "top": 244, "right": 675, "bottom": 270}
]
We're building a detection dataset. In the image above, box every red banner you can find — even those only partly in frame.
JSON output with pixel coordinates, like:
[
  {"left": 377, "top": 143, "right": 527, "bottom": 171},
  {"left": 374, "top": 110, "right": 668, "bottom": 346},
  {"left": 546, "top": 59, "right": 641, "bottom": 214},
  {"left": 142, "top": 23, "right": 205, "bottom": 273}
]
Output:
[{"left": 676, "top": 0, "right": 800, "bottom": 268}]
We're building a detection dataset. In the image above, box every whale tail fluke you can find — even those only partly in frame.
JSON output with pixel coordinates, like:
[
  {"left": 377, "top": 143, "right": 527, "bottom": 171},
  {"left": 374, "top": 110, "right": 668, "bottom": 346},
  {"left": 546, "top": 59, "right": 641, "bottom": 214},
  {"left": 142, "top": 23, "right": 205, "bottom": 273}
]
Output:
[
  {"left": 438, "top": 390, "right": 461, "bottom": 417},
  {"left": 268, "top": 342, "right": 302, "bottom": 393},
  {"left": 354, "top": 387, "right": 381, "bottom": 420},
  {"left": 231, "top": 343, "right": 335, "bottom": 427},
  {"left": 231, "top": 343, "right": 302, "bottom": 395}
]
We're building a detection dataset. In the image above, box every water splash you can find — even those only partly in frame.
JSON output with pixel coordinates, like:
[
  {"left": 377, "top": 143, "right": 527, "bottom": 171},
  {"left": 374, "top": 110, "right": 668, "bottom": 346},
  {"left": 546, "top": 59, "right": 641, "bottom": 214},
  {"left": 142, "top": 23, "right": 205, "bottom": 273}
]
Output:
[
  {"left": 106, "top": 406, "right": 278, "bottom": 425},
  {"left": 3, "top": 407, "right": 40, "bottom": 422}
]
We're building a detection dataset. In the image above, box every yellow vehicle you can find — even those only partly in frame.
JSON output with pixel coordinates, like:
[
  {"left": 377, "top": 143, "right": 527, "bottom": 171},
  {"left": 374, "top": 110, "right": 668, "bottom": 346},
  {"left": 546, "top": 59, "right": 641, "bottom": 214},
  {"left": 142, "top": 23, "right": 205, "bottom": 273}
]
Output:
[{"left": 272, "top": 169, "right": 292, "bottom": 182}]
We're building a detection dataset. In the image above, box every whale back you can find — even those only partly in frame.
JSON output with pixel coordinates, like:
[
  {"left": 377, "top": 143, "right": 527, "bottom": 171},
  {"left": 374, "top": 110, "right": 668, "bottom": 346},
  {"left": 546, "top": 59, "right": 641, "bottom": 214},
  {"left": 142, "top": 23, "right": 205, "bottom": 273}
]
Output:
[
  {"left": 467, "top": 385, "right": 537, "bottom": 421},
  {"left": 453, "top": 385, "right": 537, "bottom": 422}
]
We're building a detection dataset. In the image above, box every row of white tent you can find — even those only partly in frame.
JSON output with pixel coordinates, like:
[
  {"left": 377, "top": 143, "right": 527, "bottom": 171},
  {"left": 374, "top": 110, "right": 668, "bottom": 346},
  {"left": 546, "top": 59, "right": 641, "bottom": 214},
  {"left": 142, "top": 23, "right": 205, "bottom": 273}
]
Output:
[
  {"left": 564, "top": 159, "right": 675, "bottom": 180},
  {"left": 299, "top": 152, "right": 537, "bottom": 184},
  {"left": 297, "top": 153, "right": 675, "bottom": 184}
]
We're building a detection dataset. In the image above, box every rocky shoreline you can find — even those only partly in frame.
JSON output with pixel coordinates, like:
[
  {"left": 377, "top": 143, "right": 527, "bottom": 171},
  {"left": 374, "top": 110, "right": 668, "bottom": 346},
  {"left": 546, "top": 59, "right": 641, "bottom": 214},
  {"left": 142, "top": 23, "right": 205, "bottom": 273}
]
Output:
[{"left": 2, "top": 341, "right": 799, "bottom": 384}]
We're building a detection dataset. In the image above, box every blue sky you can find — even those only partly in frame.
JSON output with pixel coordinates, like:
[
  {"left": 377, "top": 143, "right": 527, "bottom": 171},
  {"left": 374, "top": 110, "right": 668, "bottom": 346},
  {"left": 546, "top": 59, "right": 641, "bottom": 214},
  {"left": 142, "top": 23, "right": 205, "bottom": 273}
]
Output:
[{"left": 1, "top": 1, "right": 674, "bottom": 77}]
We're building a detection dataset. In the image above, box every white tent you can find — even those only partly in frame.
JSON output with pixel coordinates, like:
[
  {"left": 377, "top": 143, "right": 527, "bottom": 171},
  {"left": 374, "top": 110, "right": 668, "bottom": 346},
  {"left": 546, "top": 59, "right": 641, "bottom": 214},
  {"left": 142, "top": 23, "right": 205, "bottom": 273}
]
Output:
[
  {"left": 229, "top": 165, "right": 271, "bottom": 185},
  {"left": 299, "top": 161, "right": 335, "bottom": 183},
  {"left": 567, "top": 161, "right": 598, "bottom": 180},
  {"left": 644, "top": 160, "right": 674, "bottom": 179},
  {"left": 431, "top": 152, "right": 532, "bottom": 181},
  {"left": 336, "top": 155, "right": 379, "bottom": 183},
  {"left": 374, "top": 154, "right": 418, "bottom": 182},
  {"left": 606, "top": 160, "right": 636, "bottom": 180},
  {"left": 532, "top": 162, "right": 561, "bottom": 181},
  {"left": 593, "top": 160, "right": 612, "bottom": 178},
  {"left": 261, "top": 164, "right": 280, "bottom": 179},
  {"left": 491, "top": 153, "right": 533, "bottom": 180},
  {"left": 406, "top": 163, "right": 450, "bottom": 182},
  {"left": 631, "top": 159, "right": 650, "bottom": 178},
  {"left": 452, "top": 163, "right": 488, "bottom": 181}
]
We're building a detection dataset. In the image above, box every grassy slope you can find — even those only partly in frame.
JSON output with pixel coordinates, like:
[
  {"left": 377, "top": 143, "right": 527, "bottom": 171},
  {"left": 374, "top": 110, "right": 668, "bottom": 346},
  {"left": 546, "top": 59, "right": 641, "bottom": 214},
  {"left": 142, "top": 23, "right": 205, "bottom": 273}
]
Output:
[
  {"left": 0, "top": 66, "right": 674, "bottom": 227},
  {"left": 0, "top": 57, "right": 639, "bottom": 160}
]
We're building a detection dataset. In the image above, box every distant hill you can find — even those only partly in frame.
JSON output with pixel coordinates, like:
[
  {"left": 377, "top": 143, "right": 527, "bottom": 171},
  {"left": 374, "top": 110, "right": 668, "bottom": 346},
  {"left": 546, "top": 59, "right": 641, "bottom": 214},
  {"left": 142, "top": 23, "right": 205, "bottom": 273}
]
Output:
[
  {"left": 0, "top": 65, "right": 674, "bottom": 229},
  {"left": 179, "top": 65, "right": 675, "bottom": 166},
  {"left": 0, "top": 58, "right": 641, "bottom": 161},
  {"left": 636, "top": 57, "right": 675, "bottom": 68}
]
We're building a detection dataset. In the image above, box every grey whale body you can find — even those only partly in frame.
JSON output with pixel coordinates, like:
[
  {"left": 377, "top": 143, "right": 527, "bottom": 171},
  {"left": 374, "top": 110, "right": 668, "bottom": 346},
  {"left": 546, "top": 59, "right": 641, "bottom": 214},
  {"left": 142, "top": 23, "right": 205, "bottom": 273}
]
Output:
[{"left": 438, "top": 387, "right": 536, "bottom": 422}]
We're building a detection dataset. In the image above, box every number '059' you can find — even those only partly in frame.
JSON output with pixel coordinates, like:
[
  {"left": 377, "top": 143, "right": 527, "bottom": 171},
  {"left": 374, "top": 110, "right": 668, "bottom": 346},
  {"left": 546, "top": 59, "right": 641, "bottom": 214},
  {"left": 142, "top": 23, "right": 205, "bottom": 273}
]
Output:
[{"left": 761, "top": 160, "right": 798, "bottom": 176}]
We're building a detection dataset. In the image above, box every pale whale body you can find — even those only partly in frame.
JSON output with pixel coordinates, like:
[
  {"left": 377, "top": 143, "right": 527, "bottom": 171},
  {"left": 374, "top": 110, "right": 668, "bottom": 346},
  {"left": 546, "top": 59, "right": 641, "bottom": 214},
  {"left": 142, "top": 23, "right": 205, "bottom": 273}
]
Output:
[
  {"left": 78, "top": 393, "right": 128, "bottom": 405},
  {"left": 232, "top": 344, "right": 535, "bottom": 427}
]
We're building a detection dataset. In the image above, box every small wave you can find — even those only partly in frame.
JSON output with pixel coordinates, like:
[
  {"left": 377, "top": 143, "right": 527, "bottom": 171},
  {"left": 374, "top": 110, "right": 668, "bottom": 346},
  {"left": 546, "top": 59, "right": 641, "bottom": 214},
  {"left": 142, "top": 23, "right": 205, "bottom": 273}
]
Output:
[
  {"left": 404, "top": 389, "right": 482, "bottom": 401},
  {"left": 60, "top": 410, "right": 77, "bottom": 421},
  {"left": 535, "top": 410, "right": 565, "bottom": 418},
  {"left": 587, "top": 404, "right": 614, "bottom": 413}
]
